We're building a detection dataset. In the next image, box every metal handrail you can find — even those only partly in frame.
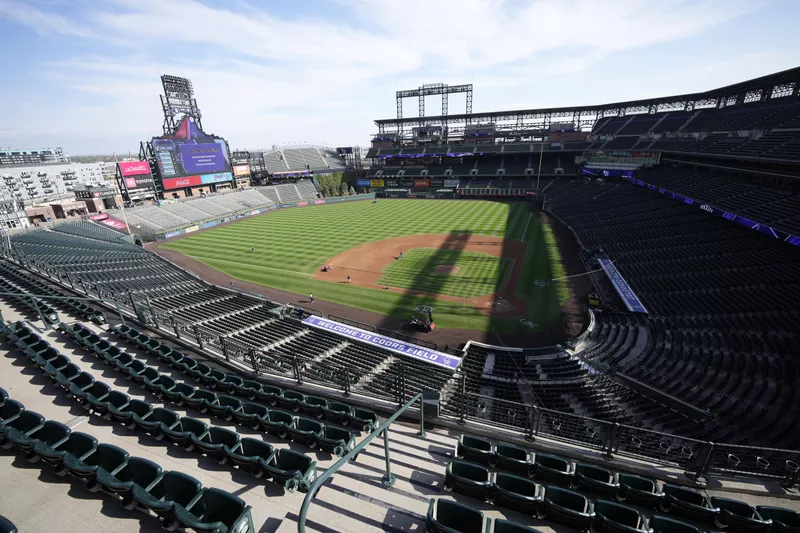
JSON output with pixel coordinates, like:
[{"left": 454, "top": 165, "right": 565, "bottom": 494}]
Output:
[{"left": 297, "top": 392, "right": 426, "bottom": 533}]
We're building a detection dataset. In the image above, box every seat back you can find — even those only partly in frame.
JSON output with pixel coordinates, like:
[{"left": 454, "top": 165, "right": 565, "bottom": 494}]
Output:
[
  {"left": 126, "top": 360, "right": 147, "bottom": 374},
  {"left": 495, "top": 472, "right": 539, "bottom": 497},
  {"left": 159, "top": 471, "right": 202, "bottom": 507},
  {"left": 276, "top": 449, "right": 312, "bottom": 471},
  {"left": 461, "top": 434, "right": 492, "bottom": 452},
  {"left": 106, "top": 391, "right": 130, "bottom": 408},
  {"left": 756, "top": 506, "right": 800, "bottom": 528},
  {"left": 664, "top": 485, "right": 706, "bottom": 506},
  {"left": 243, "top": 403, "right": 268, "bottom": 417},
  {"left": 193, "top": 389, "right": 216, "bottom": 402},
  {"left": 325, "top": 426, "right": 352, "bottom": 441},
  {"left": 450, "top": 460, "right": 490, "bottom": 482},
  {"left": 547, "top": 486, "right": 588, "bottom": 511},
  {"left": 270, "top": 410, "right": 294, "bottom": 424},
  {"left": 218, "top": 395, "right": 242, "bottom": 409},
  {"left": 10, "top": 411, "right": 45, "bottom": 432},
  {"left": 86, "top": 444, "right": 128, "bottom": 470},
  {"left": 650, "top": 515, "right": 701, "bottom": 533},
  {"left": 208, "top": 427, "right": 239, "bottom": 447},
  {"left": 127, "top": 399, "right": 153, "bottom": 417},
  {"left": 34, "top": 421, "right": 68, "bottom": 445},
  {"left": 59, "top": 363, "right": 80, "bottom": 379},
  {"left": 595, "top": 500, "right": 642, "bottom": 527},
  {"left": 85, "top": 382, "right": 111, "bottom": 399},
  {"left": 283, "top": 390, "right": 304, "bottom": 401},
  {"left": 577, "top": 463, "right": 613, "bottom": 482},
  {"left": 296, "top": 417, "right": 323, "bottom": 432},
  {"left": 537, "top": 453, "right": 569, "bottom": 472},
  {"left": 239, "top": 438, "right": 274, "bottom": 459},
  {"left": 496, "top": 443, "right": 528, "bottom": 462},
  {"left": 0, "top": 400, "right": 24, "bottom": 422},
  {"left": 432, "top": 499, "right": 484, "bottom": 533},
  {"left": 152, "top": 408, "right": 180, "bottom": 425},
  {"left": 59, "top": 432, "right": 98, "bottom": 456},
  {"left": 71, "top": 372, "right": 94, "bottom": 389},
  {"left": 190, "top": 487, "right": 246, "bottom": 525},
  {"left": 619, "top": 474, "right": 656, "bottom": 493},
  {"left": 123, "top": 457, "right": 163, "bottom": 486},
  {"left": 179, "top": 418, "right": 209, "bottom": 437}
]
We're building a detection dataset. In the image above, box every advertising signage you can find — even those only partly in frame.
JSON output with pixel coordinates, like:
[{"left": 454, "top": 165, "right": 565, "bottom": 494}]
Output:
[
  {"left": 162, "top": 171, "right": 233, "bottom": 190},
  {"left": 124, "top": 176, "right": 155, "bottom": 189},
  {"left": 413, "top": 179, "right": 430, "bottom": 188},
  {"left": 118, "top": 161, "right": 151, "bottom": 177},
  {"left": 152, "top": 116, "right": 231, "bottom": 179},
  {"left": 233, "top": 165, "right": 251, "bottom": 177}
]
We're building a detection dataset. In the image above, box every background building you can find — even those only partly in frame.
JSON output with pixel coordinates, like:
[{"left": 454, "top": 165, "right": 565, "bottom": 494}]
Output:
[{"left": 0, "top": 147, "right": 68, "bottom": 166}]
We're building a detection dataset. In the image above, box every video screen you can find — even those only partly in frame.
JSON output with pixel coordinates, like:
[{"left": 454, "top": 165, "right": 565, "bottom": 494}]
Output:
[{"left": 152, "top": 117, "right": 231, "bottom": 179}]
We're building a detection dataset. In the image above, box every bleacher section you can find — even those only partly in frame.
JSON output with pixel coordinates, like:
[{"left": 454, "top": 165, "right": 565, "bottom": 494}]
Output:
[
  {"left": 104, "top": 180, "right": 319, "bottom": 233},
  {"left": 545, "top": 179, "right": 800, "bottom": 449}
]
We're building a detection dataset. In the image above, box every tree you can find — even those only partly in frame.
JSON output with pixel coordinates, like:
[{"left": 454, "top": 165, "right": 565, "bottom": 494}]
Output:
[{"left": 339, "top": 182, "right": 349, "bottom": 196}]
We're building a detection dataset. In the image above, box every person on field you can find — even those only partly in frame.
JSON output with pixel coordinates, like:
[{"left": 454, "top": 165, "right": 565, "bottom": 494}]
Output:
[
  {"left": 251, "top": 247, "right": 255, "bottom": 253},
  {"left": 347, "top": 275, "right": 351, "bottom": 284},
  {"left": 309, "top": 293, "right": 314, "bottom": 303}
]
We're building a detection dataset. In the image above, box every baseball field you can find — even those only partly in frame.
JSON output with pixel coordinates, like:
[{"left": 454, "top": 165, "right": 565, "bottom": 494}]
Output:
[{"left": 158, "top": 199, "right": 569, "bottom": 335}]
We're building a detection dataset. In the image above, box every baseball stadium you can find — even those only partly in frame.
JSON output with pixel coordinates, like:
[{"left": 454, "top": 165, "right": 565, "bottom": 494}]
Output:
[{"left": 1, "top": 63, "right": 800, "bottom": 533}]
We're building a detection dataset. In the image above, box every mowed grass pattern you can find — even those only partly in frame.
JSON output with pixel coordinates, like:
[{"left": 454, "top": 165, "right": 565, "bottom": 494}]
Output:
[
  {"left": 161, "top": 199, "right": 569, "bottom": 334},
  {"left": 378, "top": 248, "right": 511, "bottom": 299}
]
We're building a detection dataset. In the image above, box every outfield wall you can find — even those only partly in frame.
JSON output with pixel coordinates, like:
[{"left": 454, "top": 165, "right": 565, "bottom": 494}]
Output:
[{"left": 154, "top": 193, "right": 375, "bottom": 241}]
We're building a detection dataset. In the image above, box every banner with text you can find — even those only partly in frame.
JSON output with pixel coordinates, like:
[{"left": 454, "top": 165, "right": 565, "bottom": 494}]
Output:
[
  {"left": 302, "top": 315, "right": 461, "bottom": 370},
  {"left": 597, "top": 258, "right": 648, "bottom": 313},
  {"left": 233, "top": 165, "right": 251, "bottom": 177}
]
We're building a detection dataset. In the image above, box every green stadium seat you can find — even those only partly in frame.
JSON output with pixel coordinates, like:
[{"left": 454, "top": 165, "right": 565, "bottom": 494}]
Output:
[
  {"left": 217, "top": 374, "right": 243, "bottom": 394},
  {"left": 57, "top": 442, "right": 129, "bottom": 481},
  {"left": 712, "top": 497, "right": 772, "bottom": 533},
  {"left": 125, "top": 470, "right": 202, "bottom": 517},
  {"left": 33, "top": 431, "right": 97, "bottom": 466},
  {"left": 278, "top": 390, "right": 304, "bottom": 412},
  {"left": 163, "top": 381, "right": 195, "bottom": 405},
  {"left": 261, "top": 448, "right": 317, "bottom": 492},
  {"left": 261, "top": 409, "right": 293, "bottom": 438},
  {"left": 169, "top": 487, "right": 254, "bottom": 533},
  {"left": 756, "top": 506, "right": 800, "bottom": 533},
  {"left": 617, "top": 474, "right": 663, "bottom": 508},
  {"left": 143, "top": 373, "right": 174, "bottom": 397},
  {"left": 494, "top": 443, "right": 532, "bottom": 476},
  {"left": 192, "top": 426, "right": 240, "bottom": 462},
  {"left": 493, "top": 519, "right": 544, "bottom": 533},
  {"left": 232, "top": 379, "right": 262, "bottom": 400},
  {"left": 254, "top": 384, "right": 282, "bottom": 405},
  {"left": 54, "top": 363, "right": 81, "bottom": 389},
  {"left": 99, "top": 345, "right": 124, "bottom": 366},
  {"left": 661, "top": 485, "right": 719, "bottom": 523},
  {"left": 24, "top": 340, "right": 51, "bottom": 361},
  {"left": 0, "top": 515, "right": 17, "bottom": 533},
  {"left": 75, "top": 381, "right": 110, "bottom": 404},
  {"left": 89, "top": 390, "right": 130, "bottom": 418},
  {"left": 572, "top": 463, "right": 619, "bottom": 497},
  {"left": 444, "top": 460, "right": 492, "bottom": 501},
  {"left": 300, "top": 396, "right": 329, "bottom": 419},
  {"left": 7, "top": 419, "right": 67, "bottom": 453},
  {"left": 134, "top": 407, "right": 181, "bottom": 438},
  {"left": 206, "top": 394, "right": 243, "bottom": 421},
  {"left": 347, "top": 407, "right": 379, "bottom": 432},
  {"left": 92, "top": 456, "right": 163, "bottom": 496},
  {"left": 322, "top": 401, "right": 352, "bottom": 424},
  {"left": 491, "top": 472, "right": 544, "bottom": 514},
  {"left": 0, "top": 400, "right": 25, "bottom": 426},
  {"left": 0, "top": 410, "right": 45, "bottom": 448},
  {"left": 317, "top": 426, "right": 357, "bottom": 457},
  {"left": 225, "top": 437, "right": 275, "bottom": 474},
  {"left": 177, "top": 355, "right": 198, "bottom": 373},
  {"left": 42, "top": 354, "right": 71, "bottom": 379},
  {"left": 30, "top": 346, "right": 60, "bottom": 369},
  {"left": 456, "top": 434, "right": 494, "bottom": 465},
  {"left": 232, "top": 402, "right": 269, "bottom": 430},
  {"left": 538, "top": 486, "right": 595, "bottom": 530},
  {"left": 201, "top": 368, "right": 228, "bottom": 390},
  {"left": 426, "top": 498, "right": 485, "bottom": 533},
  {"left": 189, "top": 362, "right": 214, "bottom": 382},
  {"left": 593, "top": 499, "right": 650, "bottom": 533},
  {"left": 164, "top": 417, "right": 209, "bottom": 449},
  {"left": 533, "top": 453, "right": 575, "bottom": 485},
  {"left": 181, "top": 388, "right": 217, "bottom": 413},
  {"left": 128, "top": 363, "right": 158, "bottom": 384},
  {"left": 288, "top": 416, "right": 324, "bottom": 448},
  {"left": 154, "top": 344, "right": 176, "bottom": 363},
  {"left": 102, "top": 394, "right": 149, "bottom": 424},
  {"left": 650, "top": 515, "right": 703, "bottom": 533},
  {"left": 66, "top": 371, "right": 94, "bottom": 396},
  {"left": 112, "top": 352, "right": 134, "bottom": 370}
]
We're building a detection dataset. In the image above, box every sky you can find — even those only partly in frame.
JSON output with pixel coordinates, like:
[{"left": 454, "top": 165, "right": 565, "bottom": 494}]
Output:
[{"left": 0, "top": 0, "right": 798, "bottom": 155}]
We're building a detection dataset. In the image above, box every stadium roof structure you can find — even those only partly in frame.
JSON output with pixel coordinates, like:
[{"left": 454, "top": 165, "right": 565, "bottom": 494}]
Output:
[{"left": 374, "top": 66, "right": 800, "bottom": 135}]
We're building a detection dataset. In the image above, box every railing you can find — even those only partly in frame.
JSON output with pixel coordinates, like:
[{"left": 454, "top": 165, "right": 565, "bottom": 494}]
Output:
[
  {"left": 6, "top": 255, "right": 800, "bottom": 487},
  {"left": 297, "top": 393, "right": 426, "bottom": 533}
]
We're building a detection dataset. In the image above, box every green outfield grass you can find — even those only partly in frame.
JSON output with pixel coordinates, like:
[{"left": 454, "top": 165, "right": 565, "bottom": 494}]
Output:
[
  {"left": 378, "top": 248, "right": 512, "bottom": 299},
  {"left": 160, "top": 199, "right": 569, "bottom": 334}
]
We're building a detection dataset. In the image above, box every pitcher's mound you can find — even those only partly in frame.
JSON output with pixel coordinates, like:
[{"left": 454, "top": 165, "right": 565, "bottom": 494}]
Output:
[{"left": 434, "top": 264, "right": 461, "bottom": 275}]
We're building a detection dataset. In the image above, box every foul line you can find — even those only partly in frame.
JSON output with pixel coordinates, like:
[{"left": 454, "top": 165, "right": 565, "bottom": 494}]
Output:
[
  {"left": 185, "top": 255, "right": 313, "bottom": 277},
  {"left": 520, "top": 212, "right": 533, "bottom": 242}
]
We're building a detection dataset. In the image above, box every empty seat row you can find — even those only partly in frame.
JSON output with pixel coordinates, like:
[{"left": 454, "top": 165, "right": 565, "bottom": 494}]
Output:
[{"left": 0, "top": 388, "right": 255, "bottom": 533}]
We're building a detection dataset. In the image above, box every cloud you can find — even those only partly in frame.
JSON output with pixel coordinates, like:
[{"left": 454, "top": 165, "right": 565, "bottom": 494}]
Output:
[{"left": 0, "top": 0, "right": 782, "bottom": 154}]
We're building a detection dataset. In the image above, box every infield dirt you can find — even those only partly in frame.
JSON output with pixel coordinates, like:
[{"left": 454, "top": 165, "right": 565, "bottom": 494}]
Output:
[{"left": 312, "top": 233, "right": 527, "bottom": 317}]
